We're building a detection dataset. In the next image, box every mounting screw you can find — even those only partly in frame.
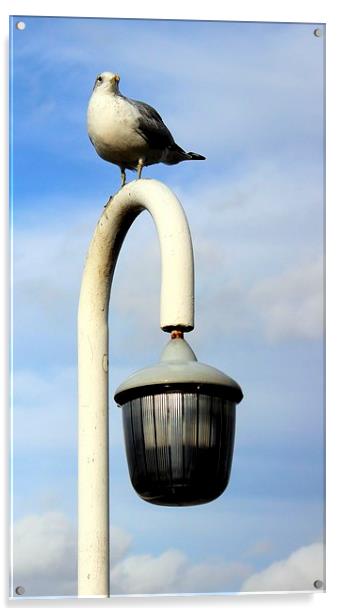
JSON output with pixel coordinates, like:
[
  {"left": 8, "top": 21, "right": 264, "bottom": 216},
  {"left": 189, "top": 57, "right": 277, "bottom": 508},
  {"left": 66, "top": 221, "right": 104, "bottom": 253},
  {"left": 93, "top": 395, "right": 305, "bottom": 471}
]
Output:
[
  {"left": 313, "top": 28, "right": 322, "bottom": 37},
  {"left": 16, "top": 21, "right": 26, "bottom": 31},
  {"left": 313, "top": 579, "right": 323, "bottom": 589},
  {"left": 15, "top": 586, "right": 25, "bottom": 596}
]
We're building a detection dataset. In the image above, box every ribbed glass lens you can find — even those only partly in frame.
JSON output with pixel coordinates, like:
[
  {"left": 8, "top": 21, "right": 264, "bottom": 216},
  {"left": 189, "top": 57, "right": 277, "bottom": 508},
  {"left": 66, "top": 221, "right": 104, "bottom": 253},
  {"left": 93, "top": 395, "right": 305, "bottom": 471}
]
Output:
[{"left": 122, "top": 392, "right": 236, "bottom": 506}]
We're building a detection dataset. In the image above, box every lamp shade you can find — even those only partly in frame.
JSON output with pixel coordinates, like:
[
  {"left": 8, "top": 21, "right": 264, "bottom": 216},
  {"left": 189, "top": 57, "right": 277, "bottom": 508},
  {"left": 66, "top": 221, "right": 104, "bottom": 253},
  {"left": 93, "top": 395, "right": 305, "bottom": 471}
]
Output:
[{"left": 114, "top": 337, "right": 243, "bottom": 506}]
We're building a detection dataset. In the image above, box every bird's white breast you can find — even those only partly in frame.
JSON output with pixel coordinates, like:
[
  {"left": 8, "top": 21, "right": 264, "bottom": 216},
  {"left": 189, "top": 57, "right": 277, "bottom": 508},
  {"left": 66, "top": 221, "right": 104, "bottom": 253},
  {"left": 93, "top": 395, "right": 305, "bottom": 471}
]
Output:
[{"left": 87, "top": 91, "right": 147, "bottom": 165}]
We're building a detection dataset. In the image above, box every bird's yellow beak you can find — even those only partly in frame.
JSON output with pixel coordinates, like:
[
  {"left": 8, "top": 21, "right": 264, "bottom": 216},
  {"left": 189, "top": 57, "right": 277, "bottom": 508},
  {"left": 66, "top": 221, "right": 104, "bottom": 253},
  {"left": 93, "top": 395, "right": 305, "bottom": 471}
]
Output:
[{"left": 111, "top": 74, "right": 120, "bottom": 84}]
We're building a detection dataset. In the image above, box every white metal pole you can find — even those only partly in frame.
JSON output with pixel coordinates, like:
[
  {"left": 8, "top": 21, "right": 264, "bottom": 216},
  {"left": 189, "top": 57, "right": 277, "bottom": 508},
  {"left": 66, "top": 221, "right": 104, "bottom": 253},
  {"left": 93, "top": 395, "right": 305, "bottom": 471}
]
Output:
[{"left": 78, "top": 179, "right": 194, "bottom": 597}]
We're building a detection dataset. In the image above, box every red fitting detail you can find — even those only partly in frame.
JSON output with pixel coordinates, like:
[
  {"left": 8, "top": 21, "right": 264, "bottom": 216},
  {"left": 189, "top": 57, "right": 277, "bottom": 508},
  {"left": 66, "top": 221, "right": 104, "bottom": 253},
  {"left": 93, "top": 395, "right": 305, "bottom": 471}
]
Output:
[{"left": 170, "top": 330, "right": 184, "bottom": 339}]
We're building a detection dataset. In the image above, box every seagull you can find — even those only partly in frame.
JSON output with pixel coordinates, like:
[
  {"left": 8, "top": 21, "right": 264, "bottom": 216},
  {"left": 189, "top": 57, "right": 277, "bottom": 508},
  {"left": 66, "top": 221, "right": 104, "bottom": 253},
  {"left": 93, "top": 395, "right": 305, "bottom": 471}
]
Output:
[{"left": 87, "top": 71, "right": 206, "bottom": 186}]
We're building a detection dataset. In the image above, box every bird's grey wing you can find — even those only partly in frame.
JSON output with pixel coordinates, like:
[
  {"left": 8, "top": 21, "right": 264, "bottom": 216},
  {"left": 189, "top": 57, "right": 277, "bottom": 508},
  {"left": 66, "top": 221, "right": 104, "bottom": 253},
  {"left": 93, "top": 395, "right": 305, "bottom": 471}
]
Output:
[{"left": 129, "top": 98, "right": 175, "bottom": 150}]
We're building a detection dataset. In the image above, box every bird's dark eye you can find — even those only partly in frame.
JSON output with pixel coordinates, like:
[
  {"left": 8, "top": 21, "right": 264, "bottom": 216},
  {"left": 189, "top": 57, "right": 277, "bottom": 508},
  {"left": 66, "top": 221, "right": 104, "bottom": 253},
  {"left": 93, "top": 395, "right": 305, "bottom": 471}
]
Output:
[{"left": 97, "top": 76, "right": 103, "bottom": 83}]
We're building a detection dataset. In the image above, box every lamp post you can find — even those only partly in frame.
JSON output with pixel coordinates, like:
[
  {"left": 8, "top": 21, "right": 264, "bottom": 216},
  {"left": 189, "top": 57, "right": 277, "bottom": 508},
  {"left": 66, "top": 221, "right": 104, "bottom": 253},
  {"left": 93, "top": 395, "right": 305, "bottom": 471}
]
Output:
[{"left": 78, "top": 179, "right": 243, "bottom": 597}]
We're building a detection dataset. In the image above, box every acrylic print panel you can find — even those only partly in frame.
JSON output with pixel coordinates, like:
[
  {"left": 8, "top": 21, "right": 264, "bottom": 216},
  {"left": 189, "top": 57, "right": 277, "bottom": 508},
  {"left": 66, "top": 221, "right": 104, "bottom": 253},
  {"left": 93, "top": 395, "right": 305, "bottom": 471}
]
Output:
[{"left": 10, "top": 16, "right": 325, "bottom": 598}]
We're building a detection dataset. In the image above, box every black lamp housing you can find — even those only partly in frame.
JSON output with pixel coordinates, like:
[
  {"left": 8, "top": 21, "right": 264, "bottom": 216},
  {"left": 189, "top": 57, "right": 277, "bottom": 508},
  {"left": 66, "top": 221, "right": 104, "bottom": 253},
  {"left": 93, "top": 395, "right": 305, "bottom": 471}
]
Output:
[{"left": 114, "top": 337, "right": 243, "bottom": 506}]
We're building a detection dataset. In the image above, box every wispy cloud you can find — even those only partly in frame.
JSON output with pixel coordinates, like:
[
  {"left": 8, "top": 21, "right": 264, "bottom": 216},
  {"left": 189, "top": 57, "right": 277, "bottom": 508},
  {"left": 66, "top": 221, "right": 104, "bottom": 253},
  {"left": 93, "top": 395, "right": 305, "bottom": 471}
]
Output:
[
  {"left": 13, "top": 164, "right": 324, "bottom": 374},
  {"left": 249, "top": 256, "right": 323, "bottom": 341},
  {"left": 12, "top": 18, "right": 323, "bottom": 166},
  {"left": 13, "top": 367, "right": 77, "bottom": 452}
]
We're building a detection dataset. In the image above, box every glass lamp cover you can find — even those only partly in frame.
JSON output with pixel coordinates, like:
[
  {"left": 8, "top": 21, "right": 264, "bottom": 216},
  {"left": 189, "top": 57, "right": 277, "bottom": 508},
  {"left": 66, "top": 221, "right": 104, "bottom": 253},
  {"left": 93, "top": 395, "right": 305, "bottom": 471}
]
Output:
[{"left": 122, "top": 392, "right": 236, "bottom": 506}]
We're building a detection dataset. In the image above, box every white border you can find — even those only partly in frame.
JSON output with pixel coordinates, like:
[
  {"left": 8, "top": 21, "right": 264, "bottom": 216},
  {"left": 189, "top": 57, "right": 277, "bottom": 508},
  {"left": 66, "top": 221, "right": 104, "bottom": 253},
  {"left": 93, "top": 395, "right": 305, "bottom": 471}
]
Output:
[
  {"left": 0, "top": 0, "right": 332, "bottom": 22},
  {"left": 1, "top": 1, "right": 339, "bottom": 614}
]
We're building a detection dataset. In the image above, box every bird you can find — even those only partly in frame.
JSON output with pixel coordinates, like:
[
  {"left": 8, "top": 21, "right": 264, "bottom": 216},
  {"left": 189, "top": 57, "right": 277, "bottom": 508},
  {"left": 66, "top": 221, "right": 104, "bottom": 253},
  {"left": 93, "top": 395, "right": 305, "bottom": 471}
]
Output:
[{"left": 87, "top": 71, "right": 206, "bottom": 187}]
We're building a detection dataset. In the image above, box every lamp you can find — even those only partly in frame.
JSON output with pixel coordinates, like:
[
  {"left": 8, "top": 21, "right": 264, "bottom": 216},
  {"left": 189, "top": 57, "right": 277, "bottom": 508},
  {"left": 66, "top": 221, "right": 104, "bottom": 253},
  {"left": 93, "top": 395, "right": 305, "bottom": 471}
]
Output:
[
  {"left": 115, "top": 333, "right": 243, "bottom": 506},
  {"left": 78, "top": 179, "right": 243, "bottom": 596}
]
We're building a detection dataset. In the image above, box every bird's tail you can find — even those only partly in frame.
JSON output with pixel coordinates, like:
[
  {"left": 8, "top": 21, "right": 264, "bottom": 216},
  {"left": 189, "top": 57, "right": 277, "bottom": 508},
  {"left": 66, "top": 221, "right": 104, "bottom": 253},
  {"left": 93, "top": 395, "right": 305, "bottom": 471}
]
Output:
[{"left": 187, "top": 151, "right": 206, "bottom": 160}]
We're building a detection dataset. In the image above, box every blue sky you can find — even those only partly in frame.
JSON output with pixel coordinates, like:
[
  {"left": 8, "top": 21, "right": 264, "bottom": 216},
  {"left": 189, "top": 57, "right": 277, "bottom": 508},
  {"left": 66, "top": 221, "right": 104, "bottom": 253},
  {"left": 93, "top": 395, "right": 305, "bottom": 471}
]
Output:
[{"left": 10, "top": 16, "right": 324, "bottom": 597}]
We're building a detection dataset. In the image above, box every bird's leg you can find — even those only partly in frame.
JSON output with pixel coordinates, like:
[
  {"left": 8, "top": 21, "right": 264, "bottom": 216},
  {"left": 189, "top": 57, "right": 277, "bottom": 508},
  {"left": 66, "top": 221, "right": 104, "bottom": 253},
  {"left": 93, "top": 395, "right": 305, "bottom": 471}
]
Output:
[
  {"left": 137, "top": 158, "right": 145, "bottom": 180},
  {"left": 120, "top": 167, "right": 126, "bottom": 187}
]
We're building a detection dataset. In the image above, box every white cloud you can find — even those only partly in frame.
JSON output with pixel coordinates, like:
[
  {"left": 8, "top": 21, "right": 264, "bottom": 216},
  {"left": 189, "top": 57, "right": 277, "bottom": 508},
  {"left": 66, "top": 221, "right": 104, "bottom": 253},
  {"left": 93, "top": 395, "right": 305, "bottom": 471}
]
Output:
[
  {"left": 110, "top": 549, "right": 187, "bottom": 595},
  {"left": 241, "top": 542, "right": 324, "bottom": 592},
  {"left": 192, "top": 253, "right": 323, "bottom": 346},
  {"left": 12, "top": 512, "right": 132, "bottom": 597},
  {"left": 12, "top": 512, "right": 77, "bottom": 597},
  {"left": 249, "top": 257, "right": 324, "bottom": 341},
  {"left": 12, "top": 512, "right": 250, "bottom": 597},
  {"left": 12, "top": 512, "right": 324, "bottom": 598},
  {"left": 111, "top": 551, "right": 250, "bottom": 595}
]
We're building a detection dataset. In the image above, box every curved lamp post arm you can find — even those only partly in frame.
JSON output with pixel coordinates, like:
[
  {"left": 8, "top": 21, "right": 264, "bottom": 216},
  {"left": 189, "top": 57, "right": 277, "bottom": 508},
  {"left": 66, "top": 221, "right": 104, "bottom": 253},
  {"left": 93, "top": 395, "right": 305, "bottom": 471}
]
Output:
[{"left": 78, "top": 179, "right": 194, "bottom": 597}]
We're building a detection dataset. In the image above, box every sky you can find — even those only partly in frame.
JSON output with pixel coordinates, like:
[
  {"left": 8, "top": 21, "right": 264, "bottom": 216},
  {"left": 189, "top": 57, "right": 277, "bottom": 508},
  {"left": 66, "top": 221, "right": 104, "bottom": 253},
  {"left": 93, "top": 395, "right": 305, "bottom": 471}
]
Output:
[{"left": 10, "top": 16, "right": 325, "bottom": 598}]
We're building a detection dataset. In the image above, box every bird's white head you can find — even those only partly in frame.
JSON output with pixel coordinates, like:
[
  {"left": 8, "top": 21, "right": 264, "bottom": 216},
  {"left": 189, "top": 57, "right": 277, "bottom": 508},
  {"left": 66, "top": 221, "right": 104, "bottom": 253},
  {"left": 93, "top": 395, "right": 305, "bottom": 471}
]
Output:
[{"left": 92, "top": 71, "right": 121, "bottom": 94}]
